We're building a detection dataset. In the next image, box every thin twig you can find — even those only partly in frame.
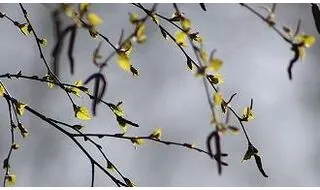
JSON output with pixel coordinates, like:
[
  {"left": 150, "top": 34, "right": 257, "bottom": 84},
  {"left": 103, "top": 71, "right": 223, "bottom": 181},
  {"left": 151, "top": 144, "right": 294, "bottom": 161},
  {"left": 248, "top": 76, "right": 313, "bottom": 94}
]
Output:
[
  {"left": 3, "top": 94, "right": 128, "bottom": 187},
  {"left": 18, "top": 4, "right": 76, "bottom": 106}
]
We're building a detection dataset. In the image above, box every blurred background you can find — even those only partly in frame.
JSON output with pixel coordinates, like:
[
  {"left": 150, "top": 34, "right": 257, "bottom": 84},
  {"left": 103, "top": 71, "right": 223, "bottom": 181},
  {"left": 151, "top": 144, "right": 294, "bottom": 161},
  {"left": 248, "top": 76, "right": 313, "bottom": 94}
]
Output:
[{"left": 0, "top": 3, "right": 320, "bottom": 187}]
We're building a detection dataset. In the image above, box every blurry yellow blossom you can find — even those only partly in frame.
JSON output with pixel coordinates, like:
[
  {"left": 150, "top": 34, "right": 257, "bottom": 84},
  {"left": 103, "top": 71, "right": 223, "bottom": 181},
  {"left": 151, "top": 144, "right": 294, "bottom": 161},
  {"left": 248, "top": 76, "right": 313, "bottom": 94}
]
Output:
[
  {"left": 74, "top": 105, "right": 91, "bottom": 120},
  {"left": 175, "top": 31, "right": 187, "bottom": 47},
  {"left": 87, "top": 13, "right": 103, "bottom": 26}
]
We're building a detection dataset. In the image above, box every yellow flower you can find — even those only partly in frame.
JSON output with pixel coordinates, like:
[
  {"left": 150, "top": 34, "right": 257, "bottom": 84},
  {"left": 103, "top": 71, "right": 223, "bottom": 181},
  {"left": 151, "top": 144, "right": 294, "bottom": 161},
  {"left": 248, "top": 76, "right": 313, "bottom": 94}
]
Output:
[
  {"left": 61, "top": 4, "right": 74, "bottom": 18},
  {"left": 294, "top": 34, "right": 316, "bottom": 60},
  {"left": 150, "top": 128, "right": 162, "bottom": 140},
  {"left": 120, "top": 124, "right": 128, "bottom": 134},
  {"left": 18, "top": 23, "right": 31, "bottom": 36},
  {"left": 208, "top": 58, "right": 223, "bottom": 71},
  {"left": 129, "top": 13, "right": 140, "bottom": 24},
  {"left": 190, "top": 32, "right": 203, "bottom": 45},
  {"left": 298, "top": 46, "right": 306, "bottom": 59},
  {"left": 0, "top": 83, "right": 5, "bottom": 96},
  {"left": 15, "top": 101, "right": 27, "bottom": 116},
  {"left": 213, "top": 92, "right": 223, "bottom": 106},
  {"left": 87, "top": 13, "right": 103, "bottom": 26},
  {"left": 39, "top": 38, "right": 48, "bottom": 47},
  {"left": 111, "top": 103, "right": 125, "bottom": 117},
  {"left": 135, "top": 23, "right": 147, "bottom": 43},
  {"left": 6, "top": 174, "right": 16, "bottom": 186},
  {"left": 194, "top": 35, "right": 203, "bottom": 45},
  {"left": 212, "top": 74, "right": 224, "bottom": 84},
  {"left": 151, "top": 14, "right": 160, "bottom": 25},
  {"left": 131, "top": 137, "right": 145, "bottom": 146},
  {"left": 80, "top": 3, "right": 89, "bottom": 12},
  {"left": 295, "top": 34, "right": 316, "bottom": 48},
  {"left": 74, "top": 105, "right": 91, "bottom": 120},
  {"left": 43, "top": 74, "right": 56, "bottom": 88},
  {"left": 242, "top": 106, "right": 254, "bottom": 121},
  {"left": 181, "top": 17, "right": 191, "bottom": 32},
  {"left": 69, "top": 80, "right": 84, "bottom": 97},
  {"left": 175, "top": 31, "right": 187, "bottom": 47},
  {"left": 117, "top": 52, "right": 132, "bottom": 72}
]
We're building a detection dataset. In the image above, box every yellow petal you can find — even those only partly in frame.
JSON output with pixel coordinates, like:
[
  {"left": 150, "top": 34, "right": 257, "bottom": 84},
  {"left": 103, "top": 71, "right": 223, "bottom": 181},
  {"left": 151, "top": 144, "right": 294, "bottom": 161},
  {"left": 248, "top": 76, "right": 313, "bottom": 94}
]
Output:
[
  {"left": 6, "top": 174, "right": 16, "bottom": 186},
  {"left": 74, "top": 80, "right": 83, "bottom": 87},
  {"left": 120, "top": 124, "right": 128, "bottom": 133},
  {"left": 131, "top": 137, "right": 145, "bottom": 146},
  {"left": 16, "top": 101, "right": 27, "bottom": 116},
  {"left": 152, "top": 14, "right": 160, "bottom": 25},
  {"left": 61, "top": 4, "right": 74, "bottom": 18},
  {"left": 111, "top": 103, "right": 125, "bottom": 117},
  {"left": 117, "top": 52, "right": 132, "bottom": 72},
  {"left": 304, "top": 35, "right": 316, "bottom": 48},
  {"left": 175, "top": 31, "right": 187, "bottom": 47},
  {"left": 298, "top": 46, "right": 305, "bottom": 60},
  {"left": 39, "top": 38, "right": 48, "bottom": 47},
  {"left": 129, "top": 13, "right": 139, "bottom": 24},
  {"left": 295, "top": 34, "right": 316, "bottom": 48},
  {"left": 0, "top": 83, "right": 5, "bottom": 96},
  {"left": 208, "top": 58, "right": 223, "bottom": 71},
  {"left": 43, "top": 74, "right": 56, "bottom": 88},
  {"left": 80, "top": 3, "right": 89, "bottom": 12},
  {"left": 87, "top": 13, "right": 103, "bottom": 26},
  {"left": 18, "top": 23, "right": 31, "bottom": 36},
  {"left": 135, "top": 24, "right": 146, "bottom": 43},
  {"left": 213, "top": 74, "right": 224, "bottom": 84},
  {"left": 242, "top": 106, "right": 254, "bottom": 121},
  {"left": 48, "top": 83, "right": 54, "bottom": 89},
  {"left": 135, "top": 138, "right": 145, "bottom": 145},
  {"left": 150, "top": 128, "right": 162, "bottom": 140},
  {"left": 194, "top": 35, "right": 203, "bottom": 45},
  {"left": 74, "top": 105, "right": 91, "bottom": 120},
  {"left": 213, "top": 92, "right": 223, "bottom": 105},
  {"left": 181, "top": 17, "right": 191, "bottom": 32},
  {"left": 69, "top": 80, "right": 83, "bottom": 97}
]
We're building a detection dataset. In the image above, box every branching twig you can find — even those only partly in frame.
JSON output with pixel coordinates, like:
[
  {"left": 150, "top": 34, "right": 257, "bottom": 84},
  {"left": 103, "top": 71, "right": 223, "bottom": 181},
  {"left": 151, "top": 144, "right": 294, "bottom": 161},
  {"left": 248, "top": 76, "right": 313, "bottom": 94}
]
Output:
[
  {"left": 2, "top": 93, "right": 128, "bottom": 187},
  {"left": 18, "top": 4, "right": 76, "bottom": 105},
  {"left": 240, "top": 3, "right": 307, "bottom": 81},
  {"left": 134, "top": 3, "right": 267, "bottom": 177},
  {"left": 0, "top": 3, "right": 276, "bottom": 186}
]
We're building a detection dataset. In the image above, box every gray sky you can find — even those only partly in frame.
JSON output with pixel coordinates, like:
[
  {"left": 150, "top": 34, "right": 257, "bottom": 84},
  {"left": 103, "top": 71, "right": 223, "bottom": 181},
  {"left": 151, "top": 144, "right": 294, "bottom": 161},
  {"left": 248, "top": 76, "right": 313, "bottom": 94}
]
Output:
[{"left": 1, "top": 3, "right": 320, "bottom": 186}]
